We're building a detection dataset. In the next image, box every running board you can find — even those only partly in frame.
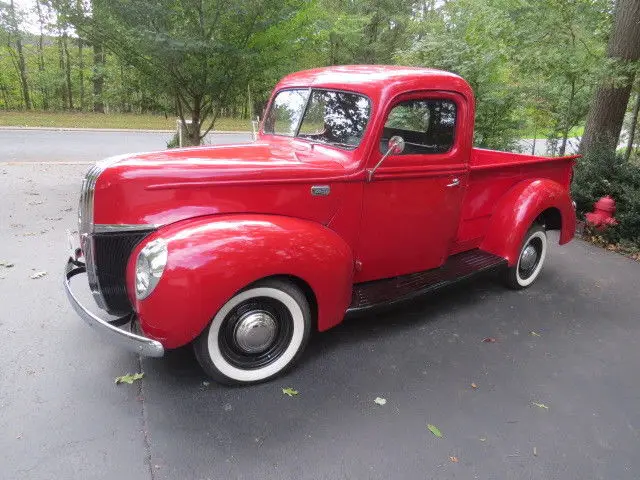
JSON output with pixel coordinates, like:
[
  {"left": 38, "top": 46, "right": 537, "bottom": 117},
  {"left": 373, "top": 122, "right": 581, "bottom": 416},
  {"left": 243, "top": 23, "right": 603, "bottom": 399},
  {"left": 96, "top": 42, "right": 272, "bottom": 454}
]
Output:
[{"left": 348, "top": 250, "right": 507, "bottom": 314}]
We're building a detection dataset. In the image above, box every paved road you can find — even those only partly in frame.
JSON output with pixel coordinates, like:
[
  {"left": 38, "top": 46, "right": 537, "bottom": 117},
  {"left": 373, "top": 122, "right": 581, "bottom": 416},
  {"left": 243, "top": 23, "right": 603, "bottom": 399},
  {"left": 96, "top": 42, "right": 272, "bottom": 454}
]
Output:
[
  {"left": 1, "top": 164, "right": 640, "bottom": 479},
  {"left": 0, "top": 129, "right": 253, "bottom": 163}
]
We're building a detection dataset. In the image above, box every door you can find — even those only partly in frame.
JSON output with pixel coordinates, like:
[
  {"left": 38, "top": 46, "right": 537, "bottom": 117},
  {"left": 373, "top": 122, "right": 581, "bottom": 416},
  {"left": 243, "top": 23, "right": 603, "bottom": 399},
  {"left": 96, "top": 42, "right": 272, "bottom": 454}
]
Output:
[{"left": 354, "top": 92, "right": 469, "bottom": 283}]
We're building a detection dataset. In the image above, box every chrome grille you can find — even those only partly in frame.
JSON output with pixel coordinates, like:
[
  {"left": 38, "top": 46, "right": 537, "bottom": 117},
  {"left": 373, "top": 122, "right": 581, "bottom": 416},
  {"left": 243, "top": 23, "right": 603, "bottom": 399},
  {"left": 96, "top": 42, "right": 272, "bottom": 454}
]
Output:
[{"left": 77, "top": 158, "right": 122, "bottom": 310}]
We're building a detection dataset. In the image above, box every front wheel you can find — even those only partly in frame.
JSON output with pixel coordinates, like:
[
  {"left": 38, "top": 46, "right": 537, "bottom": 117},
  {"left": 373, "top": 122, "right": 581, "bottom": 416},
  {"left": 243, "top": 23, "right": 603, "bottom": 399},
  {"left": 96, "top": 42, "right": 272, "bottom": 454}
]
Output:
[
  {"left": 193, "top": 278, "right": 312, "bottom": 385},
  {"left": 504, "top": 224, "right": 548, "bottom": 289}
]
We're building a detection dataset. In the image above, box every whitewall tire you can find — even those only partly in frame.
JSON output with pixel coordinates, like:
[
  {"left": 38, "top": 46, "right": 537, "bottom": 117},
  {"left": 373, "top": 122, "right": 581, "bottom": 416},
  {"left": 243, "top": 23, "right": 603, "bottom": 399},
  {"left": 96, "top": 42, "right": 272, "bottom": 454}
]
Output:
[
  {"left": 193, "top": 278, "right": 312, "bottom": 385},
  {"left": 504, "top": 224, "right": 548, "bottom": 290}
]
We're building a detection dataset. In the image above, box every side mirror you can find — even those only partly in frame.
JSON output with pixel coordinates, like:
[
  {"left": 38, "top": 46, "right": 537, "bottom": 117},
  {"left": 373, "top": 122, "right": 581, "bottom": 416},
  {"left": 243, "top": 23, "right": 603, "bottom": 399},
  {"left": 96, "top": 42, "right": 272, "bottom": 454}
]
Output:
[
  {"left": 368, "top": 135, "right": 405, "bottom": 182},
  {"left": 388, "top": 135, "right": 406, "bottom": 155}
]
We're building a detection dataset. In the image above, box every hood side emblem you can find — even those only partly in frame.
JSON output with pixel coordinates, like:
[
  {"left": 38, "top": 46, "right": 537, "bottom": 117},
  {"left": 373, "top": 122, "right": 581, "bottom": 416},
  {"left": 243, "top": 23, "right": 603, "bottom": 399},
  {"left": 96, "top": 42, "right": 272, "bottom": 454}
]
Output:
[{"left": 311, "top": 185, "right": 330, "bottom": 196}]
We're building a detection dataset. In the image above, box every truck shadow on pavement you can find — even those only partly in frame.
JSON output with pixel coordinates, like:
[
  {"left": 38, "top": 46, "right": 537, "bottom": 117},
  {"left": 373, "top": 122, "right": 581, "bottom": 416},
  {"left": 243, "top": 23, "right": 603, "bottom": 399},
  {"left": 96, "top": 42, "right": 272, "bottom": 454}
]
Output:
[{"left": 150, "top": 271, "right": 509, "bottom": 385}]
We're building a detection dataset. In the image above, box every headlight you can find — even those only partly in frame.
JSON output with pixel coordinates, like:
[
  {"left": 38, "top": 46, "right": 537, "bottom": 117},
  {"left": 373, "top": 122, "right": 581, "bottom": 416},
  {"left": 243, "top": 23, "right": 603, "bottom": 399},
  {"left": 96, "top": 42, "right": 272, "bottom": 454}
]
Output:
[{"left": 135, "top": 238, "right": 168, "bottom": 300}]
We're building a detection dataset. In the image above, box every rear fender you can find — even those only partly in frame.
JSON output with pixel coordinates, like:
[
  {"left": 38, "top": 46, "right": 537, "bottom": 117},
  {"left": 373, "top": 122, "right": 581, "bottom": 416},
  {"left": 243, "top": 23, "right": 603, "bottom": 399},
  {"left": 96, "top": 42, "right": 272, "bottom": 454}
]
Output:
[
  {"left": 126, "top": 214, "right": 353, "bottom": 349},
  {"left": 480, "top": 179, "right": 575, "bottom": 266}
]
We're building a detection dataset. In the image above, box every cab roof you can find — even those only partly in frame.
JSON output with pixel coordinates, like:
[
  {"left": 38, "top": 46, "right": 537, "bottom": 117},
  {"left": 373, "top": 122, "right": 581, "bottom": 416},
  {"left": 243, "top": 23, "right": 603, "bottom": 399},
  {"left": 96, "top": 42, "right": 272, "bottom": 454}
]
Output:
[{"left": 275, "top": 65, "right": 474, "bottom": 105}]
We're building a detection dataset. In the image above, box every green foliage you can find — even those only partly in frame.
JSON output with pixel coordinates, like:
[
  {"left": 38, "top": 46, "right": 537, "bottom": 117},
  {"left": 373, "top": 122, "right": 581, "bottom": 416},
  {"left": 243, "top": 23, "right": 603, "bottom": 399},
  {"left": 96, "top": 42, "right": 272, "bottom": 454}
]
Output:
[
  {"left": 573, "top": 148, "right": 640, "bottom": 247},
  {"left": 397, "top": 0, "right": 523, "bottom": 150},
  {"left": 0, "top": 0, "right": 630, "bottom": 153}
]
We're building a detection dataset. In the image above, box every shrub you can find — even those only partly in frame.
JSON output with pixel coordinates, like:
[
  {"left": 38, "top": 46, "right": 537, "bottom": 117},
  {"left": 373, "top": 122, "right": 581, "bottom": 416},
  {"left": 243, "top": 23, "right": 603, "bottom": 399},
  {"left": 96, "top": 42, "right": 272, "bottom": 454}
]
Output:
[{"left": 572, "top": 148, "right": 640, "bottom": 248}]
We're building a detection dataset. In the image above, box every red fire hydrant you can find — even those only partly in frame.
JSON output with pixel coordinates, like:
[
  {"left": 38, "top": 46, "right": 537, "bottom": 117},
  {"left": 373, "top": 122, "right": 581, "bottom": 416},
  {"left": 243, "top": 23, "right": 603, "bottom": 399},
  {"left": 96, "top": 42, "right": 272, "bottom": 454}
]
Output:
[{"left": 585, "top": 195, "right": 618, "bottom": 231}]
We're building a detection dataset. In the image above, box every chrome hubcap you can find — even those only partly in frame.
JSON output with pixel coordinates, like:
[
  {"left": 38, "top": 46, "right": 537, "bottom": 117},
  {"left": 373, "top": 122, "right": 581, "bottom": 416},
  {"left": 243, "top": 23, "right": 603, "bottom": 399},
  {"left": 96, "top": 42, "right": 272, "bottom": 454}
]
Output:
[
  {"left": 520, "top": 244, "right": 539, "bottom": 272},
  {"left": 233, "top": 311, "right": 277, "bottom": 353}
]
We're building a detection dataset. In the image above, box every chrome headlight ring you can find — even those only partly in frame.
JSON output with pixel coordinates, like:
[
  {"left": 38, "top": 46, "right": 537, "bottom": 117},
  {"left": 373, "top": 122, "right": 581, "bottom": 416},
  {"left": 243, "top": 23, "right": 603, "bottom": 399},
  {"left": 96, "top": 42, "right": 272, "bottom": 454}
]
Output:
[{"left": 135, "top": 238, "right": 168, "bottom": 300}]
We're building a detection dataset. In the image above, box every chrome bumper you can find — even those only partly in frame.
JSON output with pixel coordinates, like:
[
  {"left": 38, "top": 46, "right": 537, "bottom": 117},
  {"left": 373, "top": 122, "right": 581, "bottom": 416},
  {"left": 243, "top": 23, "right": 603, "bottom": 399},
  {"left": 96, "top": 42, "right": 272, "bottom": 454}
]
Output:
[{"left": 64, "top": 259, "right": 164, "bottom": 357}]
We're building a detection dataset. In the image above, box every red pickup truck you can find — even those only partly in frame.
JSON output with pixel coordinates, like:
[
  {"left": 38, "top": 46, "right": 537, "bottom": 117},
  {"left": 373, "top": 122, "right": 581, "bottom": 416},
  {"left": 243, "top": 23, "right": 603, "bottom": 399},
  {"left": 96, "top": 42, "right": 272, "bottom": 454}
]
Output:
[{"left": 64, "top": 65, "right": 577, "bottom": 385}]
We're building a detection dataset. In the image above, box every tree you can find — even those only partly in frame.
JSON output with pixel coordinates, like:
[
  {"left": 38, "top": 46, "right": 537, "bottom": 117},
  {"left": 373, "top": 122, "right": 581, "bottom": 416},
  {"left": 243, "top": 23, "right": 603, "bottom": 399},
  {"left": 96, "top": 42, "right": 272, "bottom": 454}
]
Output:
[
  {"left": 398, "top": 0, "right": 523, "bottom": 150},
  {"left": 1, "top": 0, "right": 31, "bottom": 109},
  {"left": 580, "top": 0, "right": 640, "bottom": 155},
  {"left": 59, "top": 0, "right": 313, "bottom": 144},
  {"left": 34, "top": 0, "right": 50, "bottom": 109},
  {"left": 512, "top": 0, "right": 609, "bottom": 155}
]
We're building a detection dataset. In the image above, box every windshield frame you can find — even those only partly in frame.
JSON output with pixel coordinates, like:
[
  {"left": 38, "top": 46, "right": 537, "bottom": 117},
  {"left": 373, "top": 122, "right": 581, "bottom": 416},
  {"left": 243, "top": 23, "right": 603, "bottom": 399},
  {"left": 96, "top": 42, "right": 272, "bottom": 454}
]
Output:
[{"left": 262, "top": 87, "right": 373, "bottom": 151}]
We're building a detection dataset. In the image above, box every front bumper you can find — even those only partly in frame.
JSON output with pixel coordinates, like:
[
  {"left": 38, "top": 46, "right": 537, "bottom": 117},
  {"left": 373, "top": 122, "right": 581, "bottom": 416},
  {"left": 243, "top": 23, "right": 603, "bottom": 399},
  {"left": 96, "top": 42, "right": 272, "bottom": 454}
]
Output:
[{"left": 64, "top": 258, "right": 164, "bottom": 357}]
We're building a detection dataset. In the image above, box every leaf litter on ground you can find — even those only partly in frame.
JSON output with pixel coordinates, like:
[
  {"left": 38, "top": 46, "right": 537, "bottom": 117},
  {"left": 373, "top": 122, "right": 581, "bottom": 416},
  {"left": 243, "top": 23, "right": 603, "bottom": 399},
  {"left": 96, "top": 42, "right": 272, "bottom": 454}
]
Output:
[
  {"left": 482, "top": 337, "right": 497, "bottom": 343},
  {"left": 282, "top": 387, "right": 298, "bottom": 397},
  {"left": 427, "top": 424, "right": 443, "bottom": 438},
  {"left": 30, "top": 271, "right": 47, "bottom": 279},
  {"left": 531, "top": 402, "right": 549, "bottom": 410},
  {"left": 115, "top": 372, "right": 144, "bottom": 385},
  {"left": 0, "top": 262, "right": 14, "bottom": 268}
]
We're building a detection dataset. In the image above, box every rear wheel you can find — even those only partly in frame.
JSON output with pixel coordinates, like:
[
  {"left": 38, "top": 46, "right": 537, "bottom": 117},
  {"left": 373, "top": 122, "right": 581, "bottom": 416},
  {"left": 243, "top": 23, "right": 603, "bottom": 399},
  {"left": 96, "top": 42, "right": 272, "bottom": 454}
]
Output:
[
  {"left": 504, "top": 224, "right": 548, "bottom": 289},
  {"left": 193, "top": 278, "right": 311, "bottom": 385}
]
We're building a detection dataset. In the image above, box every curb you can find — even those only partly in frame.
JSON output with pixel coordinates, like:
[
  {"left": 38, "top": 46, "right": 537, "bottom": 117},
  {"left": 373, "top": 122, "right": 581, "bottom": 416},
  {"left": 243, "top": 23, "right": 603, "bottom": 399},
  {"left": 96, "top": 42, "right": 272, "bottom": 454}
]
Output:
[{"left": 0, "top": 126, "right": 252, "bottom": 134}]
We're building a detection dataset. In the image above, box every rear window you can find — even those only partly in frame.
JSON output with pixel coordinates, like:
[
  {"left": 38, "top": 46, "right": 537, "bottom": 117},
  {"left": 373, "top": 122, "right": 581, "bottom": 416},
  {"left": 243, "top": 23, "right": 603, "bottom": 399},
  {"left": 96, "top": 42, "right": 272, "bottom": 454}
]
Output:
[{"left": 380, "top": 99, "right": 457, "bottom": 154}]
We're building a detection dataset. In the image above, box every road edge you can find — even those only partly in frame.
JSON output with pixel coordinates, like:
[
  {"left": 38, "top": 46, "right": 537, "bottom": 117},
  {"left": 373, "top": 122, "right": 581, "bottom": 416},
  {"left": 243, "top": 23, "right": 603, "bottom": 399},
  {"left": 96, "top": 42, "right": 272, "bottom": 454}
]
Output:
[{"left": 0, "top": 126, "right": 251, "bottom": 134}]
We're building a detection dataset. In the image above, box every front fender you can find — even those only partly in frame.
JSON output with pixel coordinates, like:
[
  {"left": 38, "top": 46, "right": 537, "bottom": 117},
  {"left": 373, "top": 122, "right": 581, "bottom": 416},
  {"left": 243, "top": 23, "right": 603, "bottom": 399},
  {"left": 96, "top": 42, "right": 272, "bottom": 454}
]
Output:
[
  {"left": 480, "top": 179, "right": 575, "bottom": 266},
  {"left": 127, "top": 214, "right": 354, "bottom": 349}
]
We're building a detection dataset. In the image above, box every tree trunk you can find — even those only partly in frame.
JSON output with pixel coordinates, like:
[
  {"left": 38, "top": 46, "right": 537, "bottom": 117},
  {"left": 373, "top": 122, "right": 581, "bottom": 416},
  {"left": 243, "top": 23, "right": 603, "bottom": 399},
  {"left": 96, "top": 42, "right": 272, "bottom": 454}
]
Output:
[
  {"left": 62, "top": 32, "right": 73, "bottom": 110},
  {"left": 93, "top": 43, "right": 105, "bottom": 113},
  {"left": 35, "top": 0, "right": 48, "bottom": 110},
  {"left": 9, "top": 0, "right": 31, "bottom": 110},
  {"left": 580, "top": 0, "right": 640, "bottom": 154},
  {"left": 58, "top": 36, "right": 68, "bottom": 109},
  {"left": 559, "top": 79, "right": 576, "bottom": 157},
  {"left": 625, "top": 89, "right": 640, "bottom": 161},
  {"left": 78, "top": 38, "right": 85, "bottom": 110},
  {"left": 189, "top": 96, "right": 202, "bottom": 146}
]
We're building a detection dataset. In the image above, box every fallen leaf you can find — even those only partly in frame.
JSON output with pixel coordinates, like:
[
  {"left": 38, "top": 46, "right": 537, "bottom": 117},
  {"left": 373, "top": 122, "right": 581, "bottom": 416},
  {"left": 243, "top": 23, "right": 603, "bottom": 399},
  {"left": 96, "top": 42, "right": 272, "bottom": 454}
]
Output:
[
  {"left": 29, "top": 201, "right": 43, "bottom": 206},
  {"left": 282, "top": 387, "right": 298, "bottom": 397},
  {"left": 479, "top": 437, "right": 487, "bottom": 442},
  {"left": 0, "top": 262, "right": 14, "bottom": 268},
  {"left": 427, "top": 424, "right": 443, "bottom": 438},
  {"left": 374, "top": 396, "right": 387, "bottom": 405},
  {"left": 482, "top": 337, "right": 497, "bottom": 343},
  {"left": 45, "top": 216, "right": 63, "bottom": 221},
  {"left": 115, "top": 372, "right": 144, "bottom": 385},
  {"left": 530, "top": 331, "right": 541, "bottom": 337},
  {"left": 449, "top": 456, "right": 459, "bottom": 463},
  {"left": 531, "top": 402, "right": 549, "bottom": 410},
  {"left": 471, "top": 383, "right": 478, "bottom": 389},
  {"left": 30, "top": 271, "right": 47, "bottom": 279}
]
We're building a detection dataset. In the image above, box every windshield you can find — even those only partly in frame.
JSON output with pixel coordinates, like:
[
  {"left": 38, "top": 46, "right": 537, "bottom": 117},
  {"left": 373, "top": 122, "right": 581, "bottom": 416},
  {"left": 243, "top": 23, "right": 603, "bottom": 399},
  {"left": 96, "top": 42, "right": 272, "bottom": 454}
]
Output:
[{"left": 263, "top": 88, "right": 371, "bottom": 149}]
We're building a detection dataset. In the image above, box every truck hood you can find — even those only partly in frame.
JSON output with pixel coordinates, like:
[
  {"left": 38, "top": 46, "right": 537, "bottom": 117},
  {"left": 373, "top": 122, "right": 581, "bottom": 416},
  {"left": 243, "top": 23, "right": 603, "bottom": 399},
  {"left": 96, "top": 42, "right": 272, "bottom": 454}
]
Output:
[{"left": 92, "top": 141, "right": 353, "bottom": 227}]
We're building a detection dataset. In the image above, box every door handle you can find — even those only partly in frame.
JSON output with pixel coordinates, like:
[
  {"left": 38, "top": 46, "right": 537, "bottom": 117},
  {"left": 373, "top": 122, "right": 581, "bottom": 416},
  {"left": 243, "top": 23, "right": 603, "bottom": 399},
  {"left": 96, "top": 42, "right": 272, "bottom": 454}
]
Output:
[{"left": 446, "top": 178, "right": 460, "bottom": 187}]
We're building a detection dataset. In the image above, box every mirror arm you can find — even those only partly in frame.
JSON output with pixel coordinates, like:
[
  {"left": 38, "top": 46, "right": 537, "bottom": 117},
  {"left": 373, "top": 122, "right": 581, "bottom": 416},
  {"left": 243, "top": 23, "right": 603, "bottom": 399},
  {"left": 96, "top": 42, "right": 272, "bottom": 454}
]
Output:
[
  {"left": 368, "top": 135, "right": 404, "bottom": 182},
  {"left": 367, "top": 150, "right": 393, "bottom": 182}
]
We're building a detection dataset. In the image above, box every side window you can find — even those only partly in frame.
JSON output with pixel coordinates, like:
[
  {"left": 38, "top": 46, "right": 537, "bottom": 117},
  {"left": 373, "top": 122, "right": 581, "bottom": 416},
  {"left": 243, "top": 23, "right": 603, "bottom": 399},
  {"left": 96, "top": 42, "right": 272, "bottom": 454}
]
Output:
[{"left": 381, "top": 99, "right": 457, "bottom": 154}]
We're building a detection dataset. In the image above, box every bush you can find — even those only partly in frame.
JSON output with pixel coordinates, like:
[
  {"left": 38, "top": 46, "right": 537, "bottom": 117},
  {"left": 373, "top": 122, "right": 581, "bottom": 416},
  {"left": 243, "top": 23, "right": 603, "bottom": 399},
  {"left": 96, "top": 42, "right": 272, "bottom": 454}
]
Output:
[{"left": 572, "top": 148, "right": 640, "bottom": 248}]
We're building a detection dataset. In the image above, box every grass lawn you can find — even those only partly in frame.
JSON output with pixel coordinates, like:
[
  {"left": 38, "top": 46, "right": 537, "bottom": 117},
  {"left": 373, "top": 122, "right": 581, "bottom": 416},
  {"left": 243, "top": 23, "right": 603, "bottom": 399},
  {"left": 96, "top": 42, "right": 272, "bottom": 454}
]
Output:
[{"left": 0, "top": 110, "right": 252, "bottom": 131}]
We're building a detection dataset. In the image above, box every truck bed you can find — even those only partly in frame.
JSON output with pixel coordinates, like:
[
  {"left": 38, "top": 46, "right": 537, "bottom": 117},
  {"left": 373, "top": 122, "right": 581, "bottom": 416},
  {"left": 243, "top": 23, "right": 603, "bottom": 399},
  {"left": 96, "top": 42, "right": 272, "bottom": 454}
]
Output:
[{"left": 451, "top": 148, "right": 578, "bottom": 254}]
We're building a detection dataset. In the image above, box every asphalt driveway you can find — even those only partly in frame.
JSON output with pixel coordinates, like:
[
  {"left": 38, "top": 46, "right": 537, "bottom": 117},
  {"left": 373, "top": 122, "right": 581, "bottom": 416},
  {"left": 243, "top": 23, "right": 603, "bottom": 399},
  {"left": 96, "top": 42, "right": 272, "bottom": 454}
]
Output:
[{"left": 1, "top": 163, "right": 639, "bottom": 480}]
